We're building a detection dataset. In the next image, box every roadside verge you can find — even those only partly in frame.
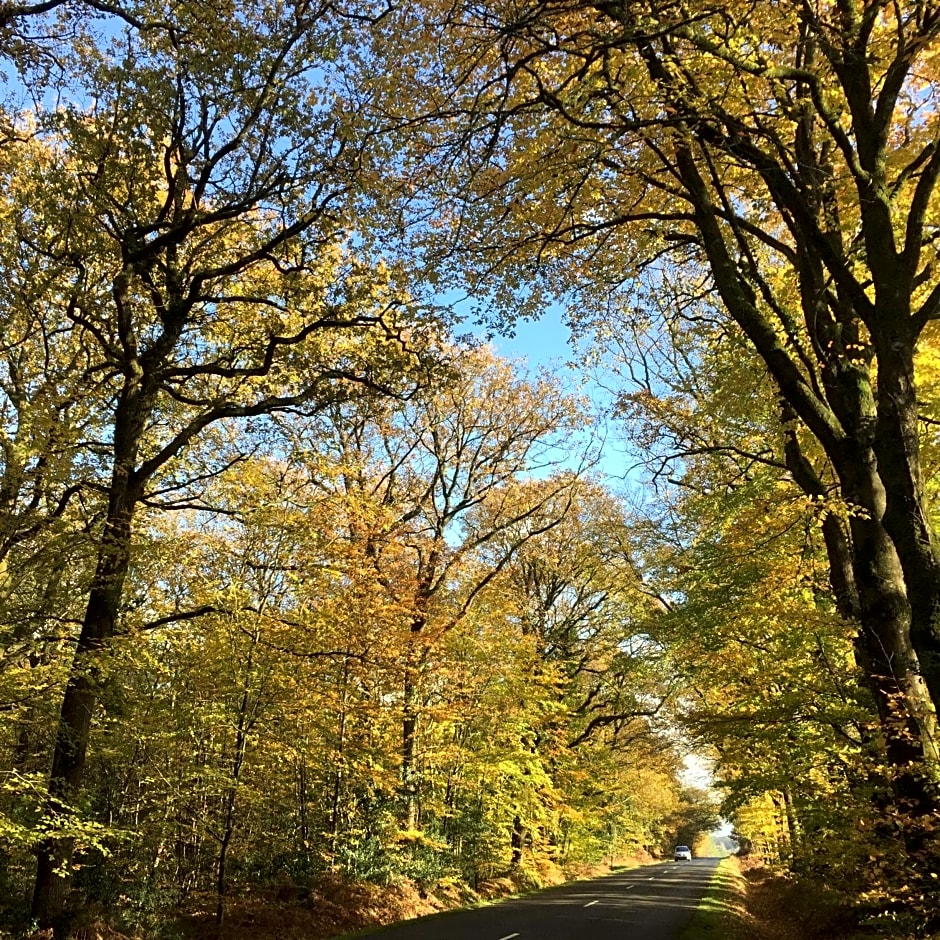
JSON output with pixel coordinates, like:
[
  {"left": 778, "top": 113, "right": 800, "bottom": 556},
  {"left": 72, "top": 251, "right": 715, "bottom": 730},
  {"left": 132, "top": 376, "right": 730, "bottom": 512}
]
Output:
[{"left": 679, "top": 857, "right": 751, "bottom": 940}]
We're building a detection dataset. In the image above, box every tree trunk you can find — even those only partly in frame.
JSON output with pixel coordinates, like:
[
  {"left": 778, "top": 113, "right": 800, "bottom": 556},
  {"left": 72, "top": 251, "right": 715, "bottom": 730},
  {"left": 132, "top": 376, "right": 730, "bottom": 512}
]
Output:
[
  {"left": 329, "top": 661, "right": 350, "bottom": 854},
  {"left": 839, "top": 442, "right": 940, "bottom": 767},
  {"left": 510, "top": 814, "right": 525, "bottom": 868},
  {"left": 401, "top": 605, "right": 428, "bottom": 832},
  {"left": 874, "top": 340, "right": 940, "bottom": 707},
  {"left": 216, "top": 626, "right": 257, "bottom": 928},
  {"left": 32, "top": 341, "right": 151, "bottom": 926},
  {"left": 297, "top": 754, "right": 309, "bottom": 862},
  {"left": 781, "top": 789, "right": 804, "bottom": 867},
  {"left": 31, "top": 495, "right": 136, "bottom": 926},
  {"left": 402, "top": 669, "right": 419, "bottom": 832},
  {"left": 783, "top": 404, "right": 940, "bottom": 844}
]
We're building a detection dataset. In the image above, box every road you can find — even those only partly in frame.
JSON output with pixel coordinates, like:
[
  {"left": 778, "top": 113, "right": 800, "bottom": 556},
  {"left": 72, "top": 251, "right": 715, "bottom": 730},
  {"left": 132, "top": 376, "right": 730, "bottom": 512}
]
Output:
[{"left": 364, "top": 857, "right": 721, "bottom": 940}]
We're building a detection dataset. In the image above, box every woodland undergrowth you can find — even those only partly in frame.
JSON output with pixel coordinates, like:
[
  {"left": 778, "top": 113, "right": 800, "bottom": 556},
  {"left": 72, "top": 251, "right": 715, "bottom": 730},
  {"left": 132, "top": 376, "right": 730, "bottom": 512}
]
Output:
[{"left": 14, "top": 856, "right": 647, "bottom": 940}]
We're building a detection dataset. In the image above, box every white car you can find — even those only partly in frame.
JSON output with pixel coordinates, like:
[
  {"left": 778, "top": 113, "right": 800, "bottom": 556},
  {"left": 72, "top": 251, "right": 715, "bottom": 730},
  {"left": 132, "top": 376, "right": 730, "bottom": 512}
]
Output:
[{"left": 674, "top": 845, "right": 692, "bottom": 861}]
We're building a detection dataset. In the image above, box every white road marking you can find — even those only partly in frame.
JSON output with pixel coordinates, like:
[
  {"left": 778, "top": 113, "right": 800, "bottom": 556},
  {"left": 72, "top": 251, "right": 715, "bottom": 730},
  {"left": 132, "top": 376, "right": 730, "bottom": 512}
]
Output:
[
  {"left": 624, "top": 883, "right": 636, "bottom": 889},
  {"left": 584, "top": 899, "right": 599, "bottom": 907},
  {"left": 497, "top": 934, "right": 520, "bottom": 940}
]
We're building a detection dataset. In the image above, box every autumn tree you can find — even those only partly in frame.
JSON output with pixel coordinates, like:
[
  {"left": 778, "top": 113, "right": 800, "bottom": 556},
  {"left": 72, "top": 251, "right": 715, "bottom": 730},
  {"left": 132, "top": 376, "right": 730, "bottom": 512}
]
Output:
[
  {"left": 479, "top": 484, "right": 651, "bottom": 858},
  {"left": 613, "top": 293, "right": 931, "bottom": 917},
  {"left": 288, "top": 347, "right": 592, "bottom": 832},
  {"left": 0, "top": 4, "right": 443, "bottom": 925},
  {"left": 368, "top": 0, "right": 940, "bottom": 847},
  {"left": 59, "top": 351, "right": 656, "bottom": 906}
]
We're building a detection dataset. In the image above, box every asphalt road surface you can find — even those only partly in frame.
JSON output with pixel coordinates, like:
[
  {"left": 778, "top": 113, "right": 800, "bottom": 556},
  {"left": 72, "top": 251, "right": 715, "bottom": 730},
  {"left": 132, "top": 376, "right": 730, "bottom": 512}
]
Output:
[{"left": 365, "top": 857, "right": 721, "bottom": 940}]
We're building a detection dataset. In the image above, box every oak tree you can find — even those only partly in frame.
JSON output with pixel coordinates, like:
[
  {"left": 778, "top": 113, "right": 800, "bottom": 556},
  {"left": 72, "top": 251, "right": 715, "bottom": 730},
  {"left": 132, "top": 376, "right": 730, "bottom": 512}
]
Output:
[
  {"left": 373, "top": 0, "right": 940, "bottom": 835},
  {"left": 4, "top": 4, "right": 433, "bottom": 923}
]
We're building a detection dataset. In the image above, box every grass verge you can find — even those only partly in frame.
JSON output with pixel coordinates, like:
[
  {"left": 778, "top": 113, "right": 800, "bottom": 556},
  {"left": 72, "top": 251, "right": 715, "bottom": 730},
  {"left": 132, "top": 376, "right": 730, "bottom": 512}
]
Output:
[{"left": 679, "top": 857, "right": 751, "bottom": 940}]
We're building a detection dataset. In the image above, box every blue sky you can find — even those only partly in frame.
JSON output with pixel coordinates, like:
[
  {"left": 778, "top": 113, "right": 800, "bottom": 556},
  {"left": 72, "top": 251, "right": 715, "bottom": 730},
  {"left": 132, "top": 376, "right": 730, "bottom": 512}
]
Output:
[
  {"left": 482, "top": 308, "right": 640, "bottom": 488},
  {"left": 489, "top": 308, "right": 575, "bottom": 367}
]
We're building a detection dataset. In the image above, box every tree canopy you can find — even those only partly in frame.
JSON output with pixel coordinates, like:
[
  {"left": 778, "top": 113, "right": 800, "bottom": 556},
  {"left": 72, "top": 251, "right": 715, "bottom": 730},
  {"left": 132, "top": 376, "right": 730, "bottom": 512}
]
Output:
[
  {"left": 1, "top": 1, "right": 940, "bottom": 937},
  {"left": 363, "top": 0, "right": 940, "bottom": 868}
]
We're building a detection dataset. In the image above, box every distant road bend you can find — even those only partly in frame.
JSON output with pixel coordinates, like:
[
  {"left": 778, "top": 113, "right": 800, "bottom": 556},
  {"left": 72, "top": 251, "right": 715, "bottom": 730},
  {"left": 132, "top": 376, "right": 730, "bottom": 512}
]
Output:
[{"left": 367, "top": 857, "right": 721, "bottom": 940}]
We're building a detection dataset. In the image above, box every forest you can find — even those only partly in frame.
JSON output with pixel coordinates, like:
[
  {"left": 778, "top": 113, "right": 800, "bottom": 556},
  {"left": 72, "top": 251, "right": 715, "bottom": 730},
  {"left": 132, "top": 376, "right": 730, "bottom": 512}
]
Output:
[{"left": 0, "top": 1, "right": 939, "bottom": 938}]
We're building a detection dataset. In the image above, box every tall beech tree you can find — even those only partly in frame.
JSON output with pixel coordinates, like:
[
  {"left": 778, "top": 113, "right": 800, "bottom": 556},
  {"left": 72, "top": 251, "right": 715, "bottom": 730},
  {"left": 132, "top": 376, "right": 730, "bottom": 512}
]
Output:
[
  {"left": 299, "top": 348, "right": 591, "bottom": 831},
  {"left": 12, "top": 5, "right": 434, "bottom": 924},
  {"left": 473, "top": 482, "right": 676, "bottom": 865},
  {"left": 495, "top": 484, "right": 672, "bottom": 748},
  {"left": 375, "top": 0, "right": 940, "bottom": 830}
]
